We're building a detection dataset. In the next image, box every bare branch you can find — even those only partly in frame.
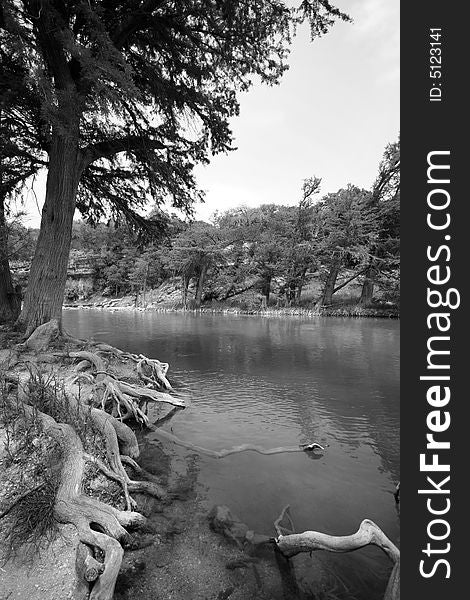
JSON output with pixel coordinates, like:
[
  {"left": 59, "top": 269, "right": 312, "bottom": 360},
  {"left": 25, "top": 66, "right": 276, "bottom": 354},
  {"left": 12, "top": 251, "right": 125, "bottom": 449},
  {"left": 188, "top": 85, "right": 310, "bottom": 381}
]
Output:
[{"left": 275, "top": 518, "right": 400, "bottom": 564}]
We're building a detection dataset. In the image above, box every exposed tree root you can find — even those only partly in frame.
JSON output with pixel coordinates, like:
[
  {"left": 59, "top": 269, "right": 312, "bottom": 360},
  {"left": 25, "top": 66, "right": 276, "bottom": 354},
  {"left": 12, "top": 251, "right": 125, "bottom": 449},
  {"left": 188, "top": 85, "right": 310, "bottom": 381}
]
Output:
[
  {"left": 151, "top": 427, "right": 324, "bottom": 458},
  {"left": 2, "top": 332, "right": 179, "bottom": 598},
  {"left": 23, "top": 318, "right": 61, "bottom": 351},
  {"left": 84, "top": 453, "right": 166, "bottom": 501},
  {"left": 75, "top": 543, "right": 105, "bottom": 599},
  {"left": 90, "top": 344, "right": 173, "bottom": 390},
  {"left": 76, "top": 542, "right": 105, "bottom": 582},
  {"left": 68, "top": 350, "right": 185, "bottom": 428},
  {"left": 18, "top": 367, "right": 143, "bottom": 511},
  {"left": 136, "top": 356, "right": 172, "bottom": 390},
  {"left": 12, "top": 400, "right": 146, "bottom": 600}
]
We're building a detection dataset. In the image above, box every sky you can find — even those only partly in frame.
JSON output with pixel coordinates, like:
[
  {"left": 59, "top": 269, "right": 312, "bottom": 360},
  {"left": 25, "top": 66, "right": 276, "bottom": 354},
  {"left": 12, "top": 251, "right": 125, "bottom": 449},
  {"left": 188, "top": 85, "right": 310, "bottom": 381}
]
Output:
[{"left": 19, "top": 0, "right": 399, "bottom": 228}]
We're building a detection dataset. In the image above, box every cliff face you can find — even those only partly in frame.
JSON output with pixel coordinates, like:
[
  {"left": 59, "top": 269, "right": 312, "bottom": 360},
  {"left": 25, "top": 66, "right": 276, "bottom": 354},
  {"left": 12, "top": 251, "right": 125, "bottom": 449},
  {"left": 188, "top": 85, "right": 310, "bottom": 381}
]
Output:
[{"left": 11, "top": 251, "right": 99, "bottom": 289}]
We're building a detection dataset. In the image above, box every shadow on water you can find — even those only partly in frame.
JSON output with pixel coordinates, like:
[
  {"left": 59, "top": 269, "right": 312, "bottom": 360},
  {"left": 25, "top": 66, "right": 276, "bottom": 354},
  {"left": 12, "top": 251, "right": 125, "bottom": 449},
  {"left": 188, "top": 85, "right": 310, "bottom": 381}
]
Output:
[{"left": 65, "top": 310, "right": 400, "bottom": 600}]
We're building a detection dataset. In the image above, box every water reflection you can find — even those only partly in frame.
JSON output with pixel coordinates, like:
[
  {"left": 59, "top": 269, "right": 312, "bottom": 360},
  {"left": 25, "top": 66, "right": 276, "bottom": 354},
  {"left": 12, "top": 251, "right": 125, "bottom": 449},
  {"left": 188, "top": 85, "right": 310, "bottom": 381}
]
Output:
[{"left": 64, "top": 310, "right": 400, "bottom": 600}]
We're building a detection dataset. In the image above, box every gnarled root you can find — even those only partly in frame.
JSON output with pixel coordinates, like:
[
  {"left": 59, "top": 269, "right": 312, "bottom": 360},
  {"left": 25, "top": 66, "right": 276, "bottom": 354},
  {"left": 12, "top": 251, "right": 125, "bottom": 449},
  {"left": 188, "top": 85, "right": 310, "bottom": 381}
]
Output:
[
  {"left": 136, "top": 357, "right": 172, "bottom": 390},
  {"left": 84, "top": 453, "right": 166, "bottom": 501},
  {"left": 69, "top": 351, "right": 185, "bottom": 428},
  {"left": 99, "top": 378, "right": 150, "bottom": 426},
  {"left": 75, "top": 543, "right": 105, "bottom": 600},
  {"left": 17, "top": 401, "right": 146, "bottom": 600},
  {"left": 89, "top": 343, "right": 173, "bottom": 390},
  {"left": 65, "top": 358, "right": 168, "bottom": 504}
]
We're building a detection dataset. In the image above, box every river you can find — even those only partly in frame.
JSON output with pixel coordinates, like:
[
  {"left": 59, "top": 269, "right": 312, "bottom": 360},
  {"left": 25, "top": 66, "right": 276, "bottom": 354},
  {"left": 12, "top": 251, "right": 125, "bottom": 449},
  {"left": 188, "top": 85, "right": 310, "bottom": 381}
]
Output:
[{"left": 64, "top": 309, "right": 400, "bottom": 599}]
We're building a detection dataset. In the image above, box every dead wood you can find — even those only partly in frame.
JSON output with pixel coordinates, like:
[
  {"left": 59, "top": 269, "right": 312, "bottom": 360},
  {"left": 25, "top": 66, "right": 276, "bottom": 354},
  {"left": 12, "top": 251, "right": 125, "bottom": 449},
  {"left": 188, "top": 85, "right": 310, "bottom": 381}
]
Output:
[{"left": 274, "top": 508, "right": 400, "bottom": 600}]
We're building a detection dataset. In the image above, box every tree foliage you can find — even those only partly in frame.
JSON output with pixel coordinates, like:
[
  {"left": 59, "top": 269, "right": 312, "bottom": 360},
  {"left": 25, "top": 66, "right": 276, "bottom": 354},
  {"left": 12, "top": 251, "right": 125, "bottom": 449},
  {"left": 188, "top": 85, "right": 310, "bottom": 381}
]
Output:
[
  {"left": 0, "top": 0, "right": 349, "bottom": 330},
  {"left": 1, "top": 0, "right": 349, "bottom": 223}
]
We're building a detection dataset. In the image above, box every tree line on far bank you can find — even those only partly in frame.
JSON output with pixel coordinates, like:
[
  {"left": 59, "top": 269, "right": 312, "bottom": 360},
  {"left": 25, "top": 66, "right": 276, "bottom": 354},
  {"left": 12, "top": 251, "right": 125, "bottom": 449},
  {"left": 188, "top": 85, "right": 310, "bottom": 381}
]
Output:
[{"left": 9, "top": 139, "right": 400, "bottom": 312}]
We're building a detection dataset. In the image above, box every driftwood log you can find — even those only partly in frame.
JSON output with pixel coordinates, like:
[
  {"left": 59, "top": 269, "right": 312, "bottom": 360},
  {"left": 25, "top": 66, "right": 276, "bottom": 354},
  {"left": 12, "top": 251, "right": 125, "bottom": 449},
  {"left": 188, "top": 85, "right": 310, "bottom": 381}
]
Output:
[
  {"left": 209, "top": 503, "right": 399, "bottom": 600},
  {"left": 274, "top": 506, "right": 400, "bottom": 600}
]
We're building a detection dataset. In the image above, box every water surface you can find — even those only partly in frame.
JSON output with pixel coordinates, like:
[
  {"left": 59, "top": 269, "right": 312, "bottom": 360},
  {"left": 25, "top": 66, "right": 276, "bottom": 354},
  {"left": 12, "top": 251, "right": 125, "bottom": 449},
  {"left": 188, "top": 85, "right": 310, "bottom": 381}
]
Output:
[{"left": 64, "top": 310, "right": 400, "bottom": 599}]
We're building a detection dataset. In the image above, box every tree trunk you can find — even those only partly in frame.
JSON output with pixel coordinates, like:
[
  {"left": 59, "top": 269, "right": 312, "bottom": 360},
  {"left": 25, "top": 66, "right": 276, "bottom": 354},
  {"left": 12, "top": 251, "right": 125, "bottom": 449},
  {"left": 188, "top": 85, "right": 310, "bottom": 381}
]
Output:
[
  {"left": 182, "top": 275, "right": 189, "bottom": 309},
  {"left": 262, "top": 274, "right": 272, "bottom": 305},
  {"left": 194, "top": 263, "right": 208, "bottom": 309},
  {"left": 360, "top": 265, "right": 376, "bottom": 306},
  {"left": 16, "top": 134, "right": 81, "bottom": 335},
  {"left": 296, "top": 268, "right": 307, "bottom": 304},
  {"left": 287, "top": 281, "right": 296, "bottom": 306},
  {"left": 319, "top": 262, "right": 340, "bottom": 307},
  {"left": 0, "top": 195, "right": 21, "bottom": 323},
  {"left": 142, "top": 262, "right": 149, "bottom": 307}
]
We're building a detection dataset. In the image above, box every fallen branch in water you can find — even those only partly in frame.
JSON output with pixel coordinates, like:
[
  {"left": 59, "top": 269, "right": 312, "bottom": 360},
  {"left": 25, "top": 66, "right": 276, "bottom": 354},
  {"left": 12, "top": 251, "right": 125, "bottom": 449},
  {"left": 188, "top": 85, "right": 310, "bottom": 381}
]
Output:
[
  {"left": 274, "top": 506, "right": 400, "bottom": 600},
  {"left": 275, "top": 517, "right": 399, "bottom": 561},
  {"left": 152, "top": 427, "right": 324, "bottom": 458},
  {"left": 273, "top": 505, "right": 295, "bottom": 537},
  {"left": 210, "top": 502, "right": 399, "bottom": 600}
]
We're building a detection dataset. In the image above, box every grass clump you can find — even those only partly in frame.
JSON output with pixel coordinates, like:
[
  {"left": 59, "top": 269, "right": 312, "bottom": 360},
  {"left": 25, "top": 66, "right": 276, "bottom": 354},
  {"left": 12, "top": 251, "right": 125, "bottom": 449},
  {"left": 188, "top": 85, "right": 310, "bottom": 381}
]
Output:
[
  {"left": 25, "top": 367, "right": 106, "bottom": 459},
  {"left": 1, "top": 384, "right": 62, "bottom": 562}
]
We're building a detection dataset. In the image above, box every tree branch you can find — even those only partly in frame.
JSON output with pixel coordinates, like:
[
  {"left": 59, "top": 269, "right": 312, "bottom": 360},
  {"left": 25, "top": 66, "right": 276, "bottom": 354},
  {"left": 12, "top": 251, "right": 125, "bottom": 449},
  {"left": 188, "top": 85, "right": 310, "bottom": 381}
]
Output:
[
  {"left": 332, "top": 267, "right": 369, "bottom": 294},
  {"left": 80, "top": 135, "right": 165, "bottom": 168},
  {"left": 111, "top": 0, "right": 167, "bottom": 49},
  {"left": 275, "top": 518, "right": 399, "bottom": 563}
]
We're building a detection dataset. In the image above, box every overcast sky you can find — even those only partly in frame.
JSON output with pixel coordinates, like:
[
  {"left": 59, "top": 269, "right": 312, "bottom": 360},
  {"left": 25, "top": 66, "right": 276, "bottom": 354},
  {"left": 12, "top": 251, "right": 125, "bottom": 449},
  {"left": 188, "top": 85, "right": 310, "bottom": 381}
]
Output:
[{"left": 19, "top": 0, "right": 399, "bottom": 228}]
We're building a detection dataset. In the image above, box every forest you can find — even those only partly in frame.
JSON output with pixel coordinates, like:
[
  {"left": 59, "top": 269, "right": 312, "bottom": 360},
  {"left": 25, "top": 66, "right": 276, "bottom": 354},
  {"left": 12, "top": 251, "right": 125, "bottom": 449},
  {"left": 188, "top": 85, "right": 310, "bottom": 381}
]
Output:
[{"left": 9, "top": 139, "right": 400, "bottom": 314}]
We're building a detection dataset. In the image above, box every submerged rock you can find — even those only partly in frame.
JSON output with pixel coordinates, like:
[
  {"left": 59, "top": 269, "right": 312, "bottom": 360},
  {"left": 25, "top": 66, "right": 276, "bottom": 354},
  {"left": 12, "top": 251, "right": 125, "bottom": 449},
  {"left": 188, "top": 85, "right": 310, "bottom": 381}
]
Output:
[{"left": 208, "top": 505, "right": 250, "bottom": 544}]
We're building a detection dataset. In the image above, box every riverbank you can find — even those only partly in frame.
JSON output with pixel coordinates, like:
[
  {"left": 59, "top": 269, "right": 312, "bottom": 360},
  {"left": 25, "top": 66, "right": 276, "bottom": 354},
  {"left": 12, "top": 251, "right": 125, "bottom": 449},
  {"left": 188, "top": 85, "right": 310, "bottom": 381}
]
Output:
[
  {"left": 1, "top": 319, "right": 400, "bottom": 600},
  {"left": 0, "top": 332, "right": 313, "bottom": 600},
  {"left": 2, "top": 327, "right": 275, "bottom": 600},
  {"left": 64, "top": 278, "right": 399, "bottom": 319},
  {"left": 64, "top": 295, "right": 399, "bottom": 319}
]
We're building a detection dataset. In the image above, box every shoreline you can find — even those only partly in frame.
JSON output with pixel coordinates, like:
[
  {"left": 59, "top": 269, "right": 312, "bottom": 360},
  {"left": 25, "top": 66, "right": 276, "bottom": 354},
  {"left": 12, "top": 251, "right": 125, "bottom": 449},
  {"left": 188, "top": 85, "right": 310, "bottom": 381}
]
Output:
[
  {"left": 0, "top": 332, "right": 256, "bottom": 600},
  {"left": 64, "top": 301, "right": 400, "bottom": 320}
]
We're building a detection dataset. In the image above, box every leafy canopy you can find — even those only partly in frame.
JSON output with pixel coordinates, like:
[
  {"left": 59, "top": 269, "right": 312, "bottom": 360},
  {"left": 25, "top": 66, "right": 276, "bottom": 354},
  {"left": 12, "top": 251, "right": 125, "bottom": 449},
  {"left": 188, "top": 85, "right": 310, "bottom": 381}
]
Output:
[{"left": 0, "top": 0, "right": 349, "bottom": 224}]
